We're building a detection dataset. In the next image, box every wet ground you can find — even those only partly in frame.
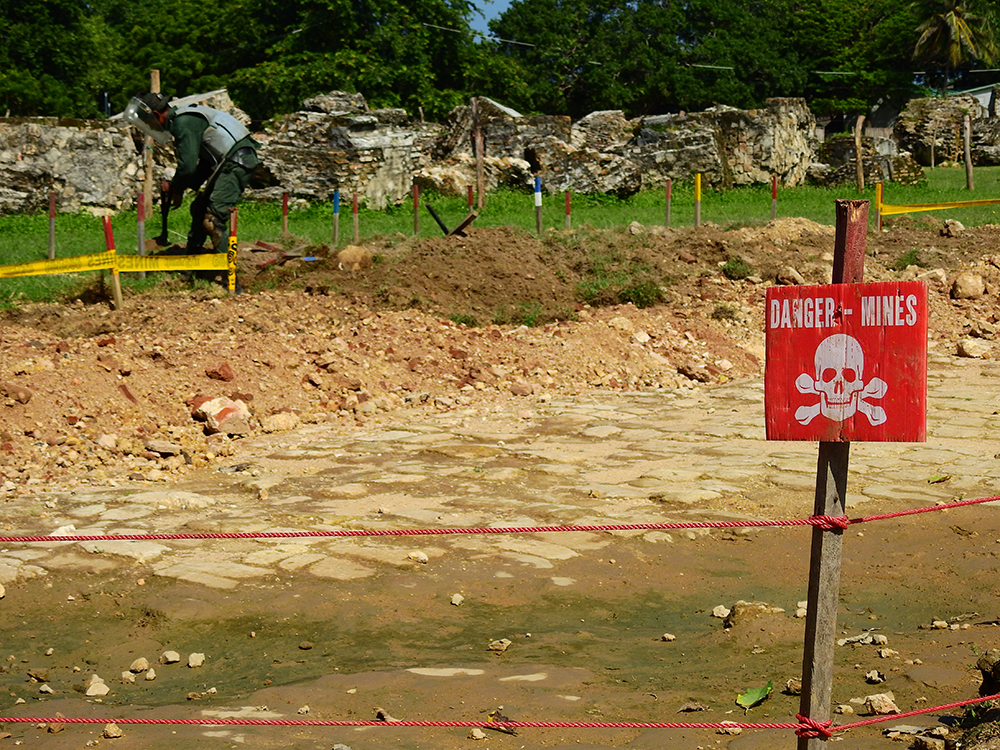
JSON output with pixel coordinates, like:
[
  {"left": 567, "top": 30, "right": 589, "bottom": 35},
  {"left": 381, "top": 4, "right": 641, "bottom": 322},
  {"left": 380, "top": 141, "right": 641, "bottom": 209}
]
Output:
[{"left": 0, "top": 352, "right": 999, "bottom": 748}]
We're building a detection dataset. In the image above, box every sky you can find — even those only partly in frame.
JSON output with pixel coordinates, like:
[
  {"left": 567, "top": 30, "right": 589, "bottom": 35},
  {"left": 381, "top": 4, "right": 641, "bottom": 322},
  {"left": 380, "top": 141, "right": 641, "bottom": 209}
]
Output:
[{"left": 469, "top": 0, "right": 512, "bottom": 36}]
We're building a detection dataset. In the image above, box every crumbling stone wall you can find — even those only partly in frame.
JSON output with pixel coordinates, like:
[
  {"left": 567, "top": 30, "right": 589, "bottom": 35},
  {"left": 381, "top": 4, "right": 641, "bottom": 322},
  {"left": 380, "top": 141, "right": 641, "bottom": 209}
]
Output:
[
  {"left": 0, "top": 91, "right": 907, "bottom": 215},
  {"left": 895, "top": 94, "right": 983, "bottom": 166},
  {"left": 0, "top": 118, "right": 138, "bottom": 214}
]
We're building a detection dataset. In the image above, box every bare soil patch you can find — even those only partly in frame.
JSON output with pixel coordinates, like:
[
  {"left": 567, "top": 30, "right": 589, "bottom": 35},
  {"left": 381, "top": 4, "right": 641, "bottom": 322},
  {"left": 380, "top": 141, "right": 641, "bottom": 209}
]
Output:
[{"left": 2, "top": 216, "right": 998, "bottom": 488}]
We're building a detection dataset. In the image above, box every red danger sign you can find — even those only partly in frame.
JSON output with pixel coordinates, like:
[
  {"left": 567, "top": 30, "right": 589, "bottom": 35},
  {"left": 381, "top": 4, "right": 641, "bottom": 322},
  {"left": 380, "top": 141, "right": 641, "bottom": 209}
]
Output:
[{"left": 765, "top": 280, "right": 927, "bottom": 442}]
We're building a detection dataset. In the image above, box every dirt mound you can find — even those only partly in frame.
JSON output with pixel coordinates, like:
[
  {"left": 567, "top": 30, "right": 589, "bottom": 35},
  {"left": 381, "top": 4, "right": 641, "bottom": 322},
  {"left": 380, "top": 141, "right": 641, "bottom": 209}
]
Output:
[{"left": 1, "top": 217, "right": 998, "bottom": 491}]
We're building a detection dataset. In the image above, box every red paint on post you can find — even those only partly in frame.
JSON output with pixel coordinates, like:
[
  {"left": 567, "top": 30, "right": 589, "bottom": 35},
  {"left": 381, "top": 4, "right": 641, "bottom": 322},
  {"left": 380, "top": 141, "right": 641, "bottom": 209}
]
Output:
[
  {"left": 413, "top": 183, "right": 419, "bottom": 235},
  {"left": 102, "top": 216, "right": 115, "bottom": 250},
  {"left": 48, "top": 192, "right": 56, "bottom": 218},
  {"left": 467, "top": 185, "right": 474, "bottom": 208},
  {"left": 765, "top": 280, "right": 927, "bottom": 442},
  {"left": 771, "top": 175, "right": 778, "bottom": 201}
]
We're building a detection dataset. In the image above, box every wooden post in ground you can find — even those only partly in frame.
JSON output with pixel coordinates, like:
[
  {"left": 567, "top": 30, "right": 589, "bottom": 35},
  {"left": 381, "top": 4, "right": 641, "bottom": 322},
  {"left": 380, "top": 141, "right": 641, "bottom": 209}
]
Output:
[
  {"left": 854, "top": 115, "right": 865, "bottom": 193},
  {"left": 143, "top": 70, "right": 160, "bottom": 222},
  {"left": 534, "top": 177, "right": 543, "bottom": 234},
  {"left": 964, "top": 115, "right": 974, "bottom": 191},
  {"left": 332, "top": 190, "right": 340, "bottom": 247},
  {"left": 136, "top": 191, "right": 146, "bottom": 279},
  {"left": 411, "top": 183, "right": 418, "bottom": 236},
  {"left": 771, "top": 175, "right": 778, "bottom": 221},
  {"left": 472, "top": 97, "right": 485, "bottom": 210},
  {"left": 694, "top": 174, "right": 701, "bottom": 227},
  {"left": 665, "top": 179, "right": 671, "bottom": 228},
  {"left": 47, "top": 192, "right": 56, "bottom": 260},
  {"left": 797, "top": 199, "right": 869, "bottom": 750},
  {"left": 352, "top": 192, "right": 360, "bottom": 243},
  {"left": 102, "top": 217, "right": 124, "bottom": 310}
]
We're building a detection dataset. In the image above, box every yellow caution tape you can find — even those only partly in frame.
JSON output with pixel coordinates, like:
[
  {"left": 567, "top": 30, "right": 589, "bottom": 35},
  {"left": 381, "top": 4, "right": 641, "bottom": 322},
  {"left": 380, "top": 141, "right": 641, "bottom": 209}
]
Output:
[
  {"left": 117, "top": 254, "right": 229, "bottom": 272},
  {"left": 880, "top": 197, "right": 1000, "bottom": 216},
  {"left": 0, "top": 251, "right": 117, "bottom": 279},
  {"left": 0, "top": 251, "right": 230, "bottom": 279}
]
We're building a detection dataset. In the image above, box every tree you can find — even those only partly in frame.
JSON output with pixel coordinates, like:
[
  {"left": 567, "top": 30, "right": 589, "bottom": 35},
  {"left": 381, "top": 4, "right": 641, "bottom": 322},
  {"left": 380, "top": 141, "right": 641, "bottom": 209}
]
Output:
[
  {"left": 227, "top": 0, "right": 491, "bottom": 121},
  {"left": 913, "top": 0, "right": 998, "bottom": 94},
  {"left": 0, "top": 0, "right": 101, "bottom": 116}
]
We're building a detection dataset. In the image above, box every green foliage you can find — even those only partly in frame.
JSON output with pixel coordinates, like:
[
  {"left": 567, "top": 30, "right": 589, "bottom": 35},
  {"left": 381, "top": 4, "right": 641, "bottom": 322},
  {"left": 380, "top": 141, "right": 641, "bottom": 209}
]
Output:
[
  {"left": 492, "top": 300, "right": 544, "bottom": 326},
  {"left": 576, "top": 248, "right": 665, "bottom": 308},
  {"left": 912, "top": 0, "right": 999, "bottom": 93},
  {"left": 450, "top": 312, "right": 479, "bottom": 326},
  {"left": 0, "top": 0, "right": 994, "bottom": 127},
  {"left": 736, "top": 681, "right": 773, "bottom": 712},
  {"left": 892, "top": 248, "right": 925, "bottom": 270},
  {"left": 721, "top": 256, "right": 753, "bottom": 280}
]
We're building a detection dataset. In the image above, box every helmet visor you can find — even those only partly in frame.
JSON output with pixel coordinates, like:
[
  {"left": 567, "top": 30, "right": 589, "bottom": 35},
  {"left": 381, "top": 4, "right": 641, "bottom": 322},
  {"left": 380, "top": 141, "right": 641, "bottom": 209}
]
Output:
[{"left": 124, "top": 97, "right": 172, "bottom": 144}]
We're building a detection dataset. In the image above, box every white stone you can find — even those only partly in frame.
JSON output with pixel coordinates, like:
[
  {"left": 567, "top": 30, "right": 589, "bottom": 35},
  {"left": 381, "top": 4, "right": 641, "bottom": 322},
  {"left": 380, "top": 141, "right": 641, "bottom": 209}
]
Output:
[
  {"left": 129, "top": 657, "right": 149, "bottom": 673},
  {"left": 188, "top": 653, "right": 206, "bottom": 668}
]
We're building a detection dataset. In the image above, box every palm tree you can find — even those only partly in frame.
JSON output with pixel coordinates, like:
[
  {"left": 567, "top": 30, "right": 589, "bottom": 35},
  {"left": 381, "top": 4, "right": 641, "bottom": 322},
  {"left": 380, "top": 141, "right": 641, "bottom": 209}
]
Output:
[{"left": 912, "top": 0, "right": 999, "bottom": 94}]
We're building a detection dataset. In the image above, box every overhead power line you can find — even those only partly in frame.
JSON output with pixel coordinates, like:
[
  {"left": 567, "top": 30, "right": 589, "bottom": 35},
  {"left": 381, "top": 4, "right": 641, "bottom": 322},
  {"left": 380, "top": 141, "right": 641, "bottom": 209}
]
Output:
[{"left": 421, "top": 22, "right": 535, "bottom": 48}]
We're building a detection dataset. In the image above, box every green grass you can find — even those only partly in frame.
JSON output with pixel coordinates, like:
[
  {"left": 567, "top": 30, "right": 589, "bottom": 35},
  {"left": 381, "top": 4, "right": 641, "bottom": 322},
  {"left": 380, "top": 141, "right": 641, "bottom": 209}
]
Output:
[{"left": 2, "top": 165, "right": 999, "bottom": 308}]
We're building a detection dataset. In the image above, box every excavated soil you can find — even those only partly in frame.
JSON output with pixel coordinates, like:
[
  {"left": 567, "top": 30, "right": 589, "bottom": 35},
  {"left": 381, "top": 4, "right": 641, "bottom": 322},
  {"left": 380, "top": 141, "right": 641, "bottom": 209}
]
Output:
[
  {"left": 0, "top": 215, "right": 999, "bottom": 749},
  {"left": 1, "top": 215, "right": 997, "bottom": 488}
]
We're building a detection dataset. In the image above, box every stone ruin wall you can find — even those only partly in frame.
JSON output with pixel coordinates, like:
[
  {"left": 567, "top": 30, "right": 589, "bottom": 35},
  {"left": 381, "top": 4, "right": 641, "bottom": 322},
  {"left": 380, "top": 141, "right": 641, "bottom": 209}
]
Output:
[{"left": 0, "top": 91, "right": 985, "bottom": 216}]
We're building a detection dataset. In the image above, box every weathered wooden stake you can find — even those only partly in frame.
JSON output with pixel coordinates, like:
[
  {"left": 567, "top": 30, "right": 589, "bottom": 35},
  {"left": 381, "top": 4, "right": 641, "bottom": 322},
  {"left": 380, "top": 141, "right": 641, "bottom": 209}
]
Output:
[
  {"left": 534, "top": 177, "right": 543, "bottom": 234},
  {"left": 797, "top": 199, "right": 868, "bottom": 750},
  {"left": 472, "top": 97, "right": 485, "bottom": 210},
  {"left": 964, "top": 115, "right": 975, "bottom": 191},
  {"left": 282, "top": 192, "right": 289, "bottom": 236},
  {"left": 855, "top": 115, "right": 865, "bottom": 193},
  {"left": 332, "top": 189, "right": 340, "bottom": 247},
  {"left": 665, "top": 179, "right": 672, "bottom": 228},
  {"left": 411, "top": 183, "right": 418, "bottom": 236},
  {"left": 47, "top": 192, "right": 56, "bottom": 260},
  {"left": 136, "top": 191, "right": 146, "bottom": 279},
  {"left": 102, "top": 217, "right": 124, "bottom": 310},
  {"left": 694, "top": 174, "right": 701, "bottom": 227},
  {"left": 143, "top": 70, "right": 160, "bottom": 222},
  {"left": 564, "top": 190, "right": 571, "bottom": 230},
  {"left": 771, "top": 175, "right": 778, "bottom": 221},
  {"left": 352, "top": 192, "right": 360, "bottom": 243}
]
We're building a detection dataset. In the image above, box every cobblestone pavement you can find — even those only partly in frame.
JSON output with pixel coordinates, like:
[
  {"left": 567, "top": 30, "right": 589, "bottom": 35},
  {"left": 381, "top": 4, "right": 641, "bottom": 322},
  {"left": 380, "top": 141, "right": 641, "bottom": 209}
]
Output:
[
  {"left": 2, "top": 352, "right": 997, "bottom": 591},
  {"left": 0, "top": 352, "right": 998, "bottom": 749}
]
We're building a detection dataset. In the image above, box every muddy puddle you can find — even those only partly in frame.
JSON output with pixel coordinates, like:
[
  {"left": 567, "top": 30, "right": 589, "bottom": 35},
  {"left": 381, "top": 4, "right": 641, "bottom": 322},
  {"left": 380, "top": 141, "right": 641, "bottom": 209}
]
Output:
[{"left": 0, "top": 504, "right": 998, "bottom": 750}]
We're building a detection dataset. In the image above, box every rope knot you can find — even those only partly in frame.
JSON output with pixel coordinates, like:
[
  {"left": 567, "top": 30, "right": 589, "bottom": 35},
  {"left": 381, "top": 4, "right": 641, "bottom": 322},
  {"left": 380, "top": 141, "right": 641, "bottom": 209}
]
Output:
[
  {"left": 809, "top": 514, "right": 850, "bottom": 530},
  {"left": 795, "top": 714, "right": 833, "bottom": 739}
]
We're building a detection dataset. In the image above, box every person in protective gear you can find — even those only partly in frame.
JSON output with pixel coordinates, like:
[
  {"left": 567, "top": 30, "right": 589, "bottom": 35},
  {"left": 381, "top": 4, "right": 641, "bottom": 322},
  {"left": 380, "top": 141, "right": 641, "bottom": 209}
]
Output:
[{"left": 129, "top": 92, "right": 261, "bottom": 253}]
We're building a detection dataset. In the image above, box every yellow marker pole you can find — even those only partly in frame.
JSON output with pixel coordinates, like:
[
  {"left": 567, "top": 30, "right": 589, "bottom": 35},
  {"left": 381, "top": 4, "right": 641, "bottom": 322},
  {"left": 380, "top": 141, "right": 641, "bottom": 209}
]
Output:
[
  {"left": 228, "top": 208, "right": 238, "bottom": 294},
  {"left": 102, "top": 217, "right": 124, "bottom": 309},
  {"left": 694, "top": 173, "right": 702, "bottom": 227},
  {"left": 875, "top": 183, "right": 883, "bottom": 231}
]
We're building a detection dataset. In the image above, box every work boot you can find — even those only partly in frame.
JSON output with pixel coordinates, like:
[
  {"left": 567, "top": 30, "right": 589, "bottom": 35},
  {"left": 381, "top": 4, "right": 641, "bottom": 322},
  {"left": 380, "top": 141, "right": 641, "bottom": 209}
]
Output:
[{"left": 203, "top": 213, "right": 227, "bottom": 252}]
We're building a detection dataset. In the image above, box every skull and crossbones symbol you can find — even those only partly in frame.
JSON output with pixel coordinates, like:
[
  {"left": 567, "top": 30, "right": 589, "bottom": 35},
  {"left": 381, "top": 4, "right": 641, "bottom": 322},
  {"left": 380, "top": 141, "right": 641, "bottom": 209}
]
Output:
[{"left": 794, "top": 334, "right": 887, "bottom": 426}]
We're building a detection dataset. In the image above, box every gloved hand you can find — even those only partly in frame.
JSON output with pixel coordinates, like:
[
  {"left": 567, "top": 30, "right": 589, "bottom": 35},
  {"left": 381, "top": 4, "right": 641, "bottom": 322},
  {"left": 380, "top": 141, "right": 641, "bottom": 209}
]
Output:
[{"left": 170, "top": 190, "right": 183, "bottom": 208}]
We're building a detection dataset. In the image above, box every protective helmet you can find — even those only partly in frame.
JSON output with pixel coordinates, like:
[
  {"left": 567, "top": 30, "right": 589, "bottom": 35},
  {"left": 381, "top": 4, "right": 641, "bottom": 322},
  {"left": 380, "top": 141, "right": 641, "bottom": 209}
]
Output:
[{"left": 123, "top": 93, "right": 172, "bottom": 144}]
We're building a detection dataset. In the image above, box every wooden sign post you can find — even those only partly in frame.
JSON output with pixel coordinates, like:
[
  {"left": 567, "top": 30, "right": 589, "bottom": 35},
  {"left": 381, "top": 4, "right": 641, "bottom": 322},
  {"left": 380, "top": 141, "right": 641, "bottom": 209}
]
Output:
[{"left": 763, "top": 200, "right": 928, "bottom": 749}]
